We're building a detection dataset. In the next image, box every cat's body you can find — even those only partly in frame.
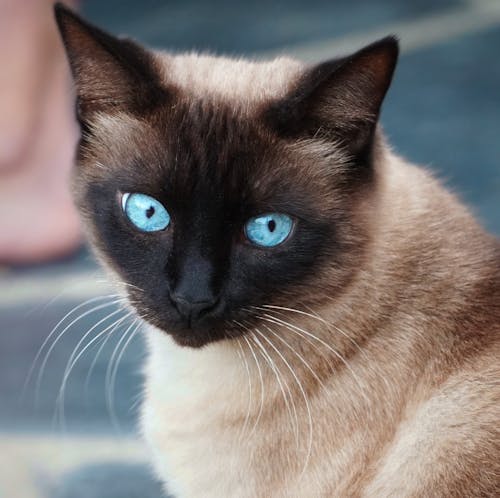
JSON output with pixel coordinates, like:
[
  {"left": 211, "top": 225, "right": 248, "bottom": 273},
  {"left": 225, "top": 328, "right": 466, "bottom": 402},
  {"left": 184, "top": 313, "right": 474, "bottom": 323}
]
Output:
[
  {"left": 142, "top": 151, "right": 500, "bottom": 497},
  {"left": 55, "top": 5, "right": 500, "bottom": 497}
]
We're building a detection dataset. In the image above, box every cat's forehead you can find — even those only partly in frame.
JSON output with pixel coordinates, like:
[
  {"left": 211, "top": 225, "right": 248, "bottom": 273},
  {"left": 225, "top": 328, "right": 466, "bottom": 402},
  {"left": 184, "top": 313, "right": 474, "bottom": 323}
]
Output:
[
  {"left": 156, "top": 52, "right": 304, "bottom": 104},
  {"left": 84, "top": 54, "right": 307, "bottom": 172},
  {"left": 80, "top": 53, "right": 345, "bottom": 211},
  {"left": 83, "top": 106, "right": 341, "bottom": 219}
]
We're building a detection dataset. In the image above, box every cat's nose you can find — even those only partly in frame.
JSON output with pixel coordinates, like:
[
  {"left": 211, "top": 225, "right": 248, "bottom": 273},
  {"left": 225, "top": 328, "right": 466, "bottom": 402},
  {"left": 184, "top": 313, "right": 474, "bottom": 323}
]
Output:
[{"left": 170, "top": 292, "right": 219, "bottom": 324}]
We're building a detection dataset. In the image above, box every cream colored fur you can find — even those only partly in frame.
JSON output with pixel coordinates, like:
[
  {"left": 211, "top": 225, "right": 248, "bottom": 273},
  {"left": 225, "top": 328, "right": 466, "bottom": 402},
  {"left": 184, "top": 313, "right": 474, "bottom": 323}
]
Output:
[
  {"left": 156, "top": 53, "right": 303, "bottom": 103},
  {"left": 55, "top": 8, "right": 499, "bottom": 495},
  {"left": 140, "top": 148, "right": 500, "bottom": 497}
]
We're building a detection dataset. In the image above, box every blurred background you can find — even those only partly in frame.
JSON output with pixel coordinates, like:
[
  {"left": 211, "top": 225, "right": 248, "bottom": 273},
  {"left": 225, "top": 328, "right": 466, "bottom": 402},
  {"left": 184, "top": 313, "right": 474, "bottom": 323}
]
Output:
[{"left": 1, "top": 0, "right": 499, "bottom": 496}]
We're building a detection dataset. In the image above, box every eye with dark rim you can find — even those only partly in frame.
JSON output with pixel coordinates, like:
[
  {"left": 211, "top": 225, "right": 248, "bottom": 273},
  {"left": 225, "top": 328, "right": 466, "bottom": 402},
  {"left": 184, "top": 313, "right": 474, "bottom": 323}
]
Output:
[
  {"left": 121, "top": 192, "right": 171, "bottom": 232},
  {"left": 244, "top": 213, "right": 294, "bottom": 247}
]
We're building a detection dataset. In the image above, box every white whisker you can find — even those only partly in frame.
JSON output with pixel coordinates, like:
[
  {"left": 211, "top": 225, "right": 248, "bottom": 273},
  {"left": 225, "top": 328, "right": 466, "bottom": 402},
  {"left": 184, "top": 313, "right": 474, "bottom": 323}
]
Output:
[
  {"left": 254, "top": 327, "right": 313, "bottom": 477},
  {"left": 240, "top": 332, "right": 264, "bottom": 439},
  {"left": 83, "top": 316, "right": 125, "bottom": 398},
  {"left": 257, "top": 304, "right": 367, "bottom": 360},
  {"left": 235, "top": 337, "right": 253, "bottom": 443},
  {"left": 251, "top": 330, "right": 300, "bottom": 449},
  {"left": 23, "top": 294, "right": 118, "bottom": 400},
  {"left": 106, "top": 318, "right": 141, "bottom": 432},
  {"left": 105, "top": 317, "right": 138, "bottom": 419},
  {"left": 244, "top": 308, "right": 332, "bottom": 367},
  {"left": 259, "top": 312, "right": 368, "bottom": 403},
  {"left": 263, "top": 324, "right": 325, "bottom": 389},
  {"left": 128, "top": 390, "right": 143, "bottom": 414},
  {"left": 302, "top": 303, "right": 368, "bottom": 360},
  {"left": 35, "top": 297, "right": 124, "bottom": 406},
  {"left": 54, "top": 311, "right": 132, "bottom": 430},
  {"left": 61, "top": 307, "right": 127, "bottom": 390}
]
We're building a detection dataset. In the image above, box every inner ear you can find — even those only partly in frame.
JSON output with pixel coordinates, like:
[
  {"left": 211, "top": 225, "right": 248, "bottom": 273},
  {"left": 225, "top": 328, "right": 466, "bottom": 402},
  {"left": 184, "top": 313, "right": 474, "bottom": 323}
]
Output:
[
  {"left": 264, "top": 36, "right": 399, "bottom": 158},
  {"left": 54, "top": 3, "right": 168, "bottom": 123}
]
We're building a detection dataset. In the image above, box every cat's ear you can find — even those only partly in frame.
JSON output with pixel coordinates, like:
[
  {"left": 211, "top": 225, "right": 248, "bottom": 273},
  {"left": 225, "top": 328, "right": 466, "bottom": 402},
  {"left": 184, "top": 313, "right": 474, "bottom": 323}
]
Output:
[
  {"left": 54, "top": 3, "right": 166, "bottom": 122},
  {"left": 265, "top": 36, "right": 399, "bottom": 158}
]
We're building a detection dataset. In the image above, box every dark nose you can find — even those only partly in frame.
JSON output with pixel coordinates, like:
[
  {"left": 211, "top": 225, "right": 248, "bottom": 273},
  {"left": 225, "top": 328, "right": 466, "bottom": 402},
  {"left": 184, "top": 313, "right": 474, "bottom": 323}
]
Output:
[{"left": 170, "top": 292, "right": 219, "bottom": 324}]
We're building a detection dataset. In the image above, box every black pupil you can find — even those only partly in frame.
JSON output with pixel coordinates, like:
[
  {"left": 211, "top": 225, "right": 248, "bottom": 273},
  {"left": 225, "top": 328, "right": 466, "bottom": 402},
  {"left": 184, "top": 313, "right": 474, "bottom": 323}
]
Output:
[
  {"left": 146, "top": 206, "right": 155, "bottom": 219},
  {"left": 268, "top": 219, "right": 276, "bottom": 232}
]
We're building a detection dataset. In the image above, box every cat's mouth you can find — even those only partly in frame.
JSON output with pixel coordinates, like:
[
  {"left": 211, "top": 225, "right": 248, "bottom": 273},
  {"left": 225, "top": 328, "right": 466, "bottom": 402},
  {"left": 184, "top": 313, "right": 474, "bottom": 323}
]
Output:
[{"left": 137, "top": 298, "right": 245, "bottom": 348}]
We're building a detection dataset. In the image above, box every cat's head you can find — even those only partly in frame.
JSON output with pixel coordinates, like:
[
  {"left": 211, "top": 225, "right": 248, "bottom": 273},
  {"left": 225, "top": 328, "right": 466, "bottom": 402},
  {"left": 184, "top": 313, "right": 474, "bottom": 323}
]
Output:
[{"left": 55, "top": 4, "right": 398, "bottom": 348}]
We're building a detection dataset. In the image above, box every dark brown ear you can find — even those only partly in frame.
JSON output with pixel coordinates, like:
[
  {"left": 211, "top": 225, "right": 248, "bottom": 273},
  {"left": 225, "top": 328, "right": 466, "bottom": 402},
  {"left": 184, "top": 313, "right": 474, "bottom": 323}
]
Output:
[
  {"left": 265, "top": 36, "right": 399, "bottom": 159},
  {"left": 54, "top": 3, "right": 166, "bottom": 123}
]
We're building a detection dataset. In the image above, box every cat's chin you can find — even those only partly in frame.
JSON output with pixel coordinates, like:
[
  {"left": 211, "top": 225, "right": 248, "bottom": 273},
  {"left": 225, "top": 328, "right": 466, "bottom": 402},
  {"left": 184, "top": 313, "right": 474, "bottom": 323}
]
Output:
[
  {"left": 169, "top": 333, "right": 217, "bottom": 348},
  {"left": 156, "top": 321, "right": 243, "bottom": 349}
]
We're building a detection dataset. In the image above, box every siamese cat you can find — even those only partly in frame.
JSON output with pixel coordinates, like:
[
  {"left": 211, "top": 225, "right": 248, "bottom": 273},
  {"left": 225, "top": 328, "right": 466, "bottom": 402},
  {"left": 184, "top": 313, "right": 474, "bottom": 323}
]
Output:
[{"left": 55, "top": 4, "right": 500, "bottom": 497}]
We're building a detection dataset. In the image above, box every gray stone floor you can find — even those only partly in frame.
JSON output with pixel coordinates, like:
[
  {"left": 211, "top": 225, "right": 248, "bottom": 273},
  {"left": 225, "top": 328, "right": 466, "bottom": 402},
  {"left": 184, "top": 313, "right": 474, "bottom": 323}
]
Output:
[{"left": 1, "top": 0, "right": 499, "bottom": 496}]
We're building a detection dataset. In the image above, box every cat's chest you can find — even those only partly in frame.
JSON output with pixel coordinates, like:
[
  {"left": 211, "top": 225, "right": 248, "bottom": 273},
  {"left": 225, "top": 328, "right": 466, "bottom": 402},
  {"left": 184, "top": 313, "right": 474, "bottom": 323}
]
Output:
[
  {"left": 142, "top": 395, "right": 251, "bottom": 498},
  {"left": 139, "top": 330, "right": 396, "bottom": 498},
  {"left": 140, "top": 333, "right": 358, "bottom": 498},
  {"left": 141, "top": 332, "right": 255, "bottom": 497}
]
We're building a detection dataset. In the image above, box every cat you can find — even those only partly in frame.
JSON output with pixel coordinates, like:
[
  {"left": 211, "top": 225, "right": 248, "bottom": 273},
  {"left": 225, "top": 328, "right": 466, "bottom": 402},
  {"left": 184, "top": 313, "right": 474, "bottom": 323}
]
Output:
[{"left": 55, "top": 4, "right": 500, "bottom": 497}]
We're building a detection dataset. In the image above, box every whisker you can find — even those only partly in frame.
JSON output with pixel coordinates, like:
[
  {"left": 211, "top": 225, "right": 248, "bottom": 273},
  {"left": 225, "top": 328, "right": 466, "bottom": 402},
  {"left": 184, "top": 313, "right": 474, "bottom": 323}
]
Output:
[
  {"left": 243, "top": 308, "right": 333, "bottom": 368},
  {"left": 54, "top": 311, "right": 132, "bottom": 430},
  {"left": 239, "top": 331, "right": 264, "bottom": 439},
  {"left": 106, "top": 318, "right": 141, "bottom": 432},
  {"left": 35, "top": 297, "right": 125, "bottom": 407},
  {"left": 235, "top": 337, "right": 253, "bottom": 443},
  {"left": 61, "top": 306, "right": 127, "bottom": 392},
  {"left": 83, "top": 316, "right": 126, "bottom": 399},
  {"left": 257, "top": 304, "right": 367, "bottom": 360},
  {"left": 250, "top": 330, "right": 300, "bottom": 449},
  {"left": 128, "top": 391, "right": 143, "bottom": 414},
  {"left": 105, "top": 317, "right": 138, "bottom": 418},
  {"left": 115, "top": 281, "right": 146, "bottom": 294},
  {"left": 258, "top": 312, "right": 368, "bottom": 402},
  {"left": 302, "top": 303, "right": 368, "bottom": 360},
  {"left": 262, "top": 324, "right": 325, "bottom": 389},
  {"left": 254, "top": 327, "right": 313, "bottom": 477},
  {"left": 23, "top": 294, "right": 118, "bottom": 399}
]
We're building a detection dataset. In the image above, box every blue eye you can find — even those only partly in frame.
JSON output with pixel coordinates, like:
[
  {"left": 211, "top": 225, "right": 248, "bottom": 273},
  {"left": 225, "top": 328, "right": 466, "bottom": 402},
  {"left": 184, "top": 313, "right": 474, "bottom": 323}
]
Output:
[
  {"left": 121, "top": 193, "right": 170, "bottom": 232},
  {"left": 245, "top": 213, "right": 294, "bottom": 247}
]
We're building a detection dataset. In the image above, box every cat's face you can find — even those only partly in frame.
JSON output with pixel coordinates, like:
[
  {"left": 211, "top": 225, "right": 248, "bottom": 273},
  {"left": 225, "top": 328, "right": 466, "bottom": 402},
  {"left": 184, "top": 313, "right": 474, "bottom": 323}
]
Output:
[{"left": 56, "top": 6, "right": 398, "bottom": 347}]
